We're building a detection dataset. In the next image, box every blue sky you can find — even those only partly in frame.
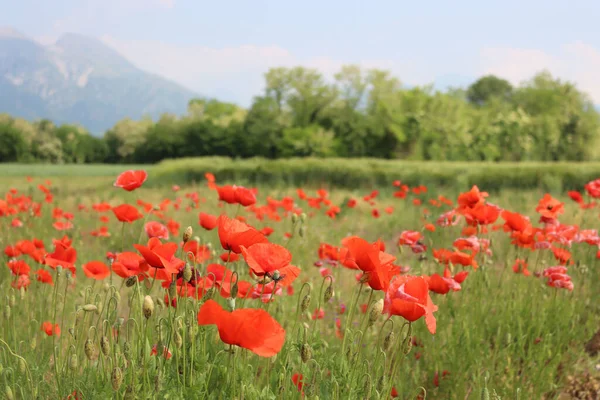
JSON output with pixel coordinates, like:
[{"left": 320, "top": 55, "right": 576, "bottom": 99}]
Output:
[{"left": 3, "top": 0, "right": 600, "bottom": 105}]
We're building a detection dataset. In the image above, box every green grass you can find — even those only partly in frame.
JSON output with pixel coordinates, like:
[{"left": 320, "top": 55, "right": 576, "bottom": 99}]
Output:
[
  {"left": 0, "top": 163, "right": 152, "bottom": 177},
  {"left": 0, "top": 175, "right": 598, "bottom": 399},
  {"left": 153, "top": 156, "right": 600, "bottom": 192}
]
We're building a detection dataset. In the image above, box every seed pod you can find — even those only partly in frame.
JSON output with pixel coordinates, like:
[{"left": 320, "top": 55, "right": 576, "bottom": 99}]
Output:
[
  {"left": 69, "top": 354, "right": 78, "bottom": 371},
  {"left": 183, "top": 264, "right": 192, "bottom": 283},
  {"left": 323, "top": 284, "right": 333, "bottom": 303},
  {"left": 383, "top": 331, "right": 394, "bottom": 352},
  {"left": 300, "top": 294, "right": 311, "bottom": 313},
  {"left": 368, "top": 299, "right": 384, "bottom": 326},
  {"left": 83, "top": 339, "right": 95, "bottom": 361},
  {"left": 111, "top": 366, "right": 123, "bottom": 390},
  {"left": 125, "top": 276, "right": 137, "bottom": 287},
  {"left": 183, "top": 226, "right": 193, "bottom": 243},
  {"left": 174, "top": 331, "right": 183, "bottom": 349},
  {"left": 300, "top": 343, "right": 312, "bottom": 363},
  {"left": 143, "top": 295, "right": 154, "bottom": 319},
  {"left": 100, "top": 336, "right": 110, "bottom": 357}
]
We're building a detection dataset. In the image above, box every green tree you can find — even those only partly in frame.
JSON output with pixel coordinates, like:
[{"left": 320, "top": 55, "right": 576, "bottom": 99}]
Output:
[
  {"left": 0, "top": 121, "right": 27, "bottom": 162},
  {"left": 467, "top": 75, "right": 513, "bottom": 106}
]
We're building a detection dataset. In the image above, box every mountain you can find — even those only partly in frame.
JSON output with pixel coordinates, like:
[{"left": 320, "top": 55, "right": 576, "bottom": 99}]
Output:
[{"left": 0, "top": 28, "right": 196, "bottom": 134}]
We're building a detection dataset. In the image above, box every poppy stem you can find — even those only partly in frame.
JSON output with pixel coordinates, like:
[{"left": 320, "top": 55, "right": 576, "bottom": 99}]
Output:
[{"left": 339, "top": 282, "right": 363, "bottom": 370}]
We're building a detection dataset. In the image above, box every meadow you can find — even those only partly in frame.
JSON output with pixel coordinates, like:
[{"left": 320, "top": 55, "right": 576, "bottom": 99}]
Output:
[{"left": 0, "top": 164, "right": 599, "bottom": 399}]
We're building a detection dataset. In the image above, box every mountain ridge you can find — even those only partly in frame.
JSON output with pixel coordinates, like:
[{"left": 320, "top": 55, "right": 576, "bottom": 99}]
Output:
[{"left": 0, "top": 28, "right": 197, "bottom": 134}]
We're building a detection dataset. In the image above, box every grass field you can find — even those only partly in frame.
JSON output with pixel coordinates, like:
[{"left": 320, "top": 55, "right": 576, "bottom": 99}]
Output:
[{"left": 0, "top": 164, "right": 599, "bottom": 399}]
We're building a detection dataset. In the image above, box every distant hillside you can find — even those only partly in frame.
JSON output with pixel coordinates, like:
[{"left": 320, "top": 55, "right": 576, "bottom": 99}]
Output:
[{"left": 0, "top": 27, "right": 196, "bottom": 134}]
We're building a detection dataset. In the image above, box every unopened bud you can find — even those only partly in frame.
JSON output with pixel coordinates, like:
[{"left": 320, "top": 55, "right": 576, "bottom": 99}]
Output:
[
  {"left": 363, "top": 374, "right": 372, "bottom": 399},
  {"left": 168, "top": 282, "right": 177, "bottom": 300},
  {"left": 183, "top": 264, "right": 192, "bottom": 283},
  {"left": 174, "top": 331, "right": 183, "bottom": 349},
  {"left": 300, "top": 343, "right": 312, "bottom": 363},
  {"left": 230, "top": 281, "right": 239, "bottom": 298},
  {"left": 69, "top": 354, "right": 78, "bottom": 371},
  {"left": 67, "top": 273, "right": 75, "bottom": 286},
  {"left": 143, "top": 295, "right": 154, "bottom": 319},
  {"left": 272, "top": 270, "right": 281, "bottom": 281},
  {"left": 68, "top": 327, "right": 75, "bottom": 339},
  {"left": 111, "top": 366, "right": 123, "bottom": 390},
  {"left": 368, "top": 299, "right": 384, "bottom": 326},
  {"left": 125, "top": 276, "right": 137, "bottom": 287},
  {"left": 291, "top": 214, "right": 298, "bottom": 224},
  {"left": 123, "top": 341, "right": 131, "bottom": 361},
  {"left": 154, "top": 372, "right": 162, "bottom": 392},
  {"left": 100, "top": 336, "right": 110, "bottom": 357},
  {"left": 9, "top": 294, "right": 15, "bottom": 308},
  {"left": 19, "top": 287, "right": 25, "bottom": 300},
  {"left": 4, "top": 305, "right": 10, "bottom": 319},
  {"left": 183, "top": 226, "right": 193, "bottom": 243},
  {"left": 30, "top": 337, "right": 37, "bottom": 351},
  {"left": 323, "top": 284, "right": 333, "bottom": 303},
  {"left": 83, "top": 304, "right": 98, "bottom": 312},
  {"left": 299, "top": 226, "right": 306, "bottom": 238},
  {"left": 156, "top": 298, "right": 165, "bottom": 309},
  {"left": 300, "top": 213, "right": 307, "bottom": 222},
  {"left": 85, "top": 338, "right": 95, "bottom": 360},
  {"left": 5, "top": 385, "right": 13, "bottom": 400},
  {"left": 300, "top": 294, "right": 311, "bottom": 313},
  {"left": 226, "top": 297, "right": 236, "bottom": 311},
  {"left": 383, "top": 331, "right": 394, "bottom": 352},
  {"left": 18, "top": 359, "right": 26, "bottom": 374},
  {"left": 124, "top": 385, "right": 136, "bottom": 400}
]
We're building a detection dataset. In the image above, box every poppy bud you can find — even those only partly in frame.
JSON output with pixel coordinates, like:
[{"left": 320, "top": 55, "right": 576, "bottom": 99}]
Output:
[
  {"left": 227, "top": 297, "right": 236, "bottom": 311},
  {"left": 125, "top": 276, "right": 137, "bottom": 287},
  {"left": 154, "top": 372, "right": 162, "bottom": 392},
  {"left": 403, "top": 327, "right": 413, "bottom": 355},
  {"left": 123, "top": 341, "right": 131, "bottom": 361},
  {"left": 193, "top": 236, "right": 201, "bottom": 244},
  {"left": 68, "top": 327, "right": 75, "bottom": 339},
  {"left": 231, "top": 281, "right": 239, "bottom": 299},
  {"left": 30, "top": 337, "right": 36, "bottom": 351},
  {"left": 3, "top": 305, "right": 10, "bottom": 320},
  {"left": 187, "top": 323, "right": 196, "bottom": 340},
  {"left": 368, "top": 299, "right": 384, "bottom": 327},
  {"left": 174, "top": 331, "right": 183, "bottom": 349},
  {"left": 363, "top": 374, "right": 372, "bottom": 399},
  {"left": 300, "top": 343, "right": 312, "bottom": 363},
  {"left": 124, "top": 385, "right": 135, "bottom": 400},
  {"left": 56, "top": 265, "right": 63, "bottom": 276},
  {"left": 143, "top": 295, "right": 154, "bottom": 319},
  {"left": 291, "top": 214, "right": 298, "bottom": 224},
  {"left": 168, "top": 282, "right": 177, "bottom": 301},
  {"left": 377, "top": 376, "right": 386, "bottom": 392},
  {"left": 323, "top": 284, "right": 334, "bottom": 303},
  {"left": 83, "top": 304, "right": 98, "bottom": 313},
  {"left": 157, "top": 297, "right": 165, "bottom": 309},
  {"left": 201, "top": 288, "right": 214, "bottom": 303},
  {"left": 67, "top": 273, "right": 75, "bottom": 286},
  {"left": 111, "top": 366, "right": 123, "bottom": 390},
  {"left": 19, "top": 287, "right": 25, "bottom": 300},
  {"left": 5, "top": 386, "right": 13, "bottom": 400},
  {"left": 183, "top": 226, "right": 193, "bottom": 243},
  {"left": 85, "top": 338, "right": 95, "bottom": 360},
  {"left": 100, "top": 336, "right": 110, "bottom": 357},
  {"left": 183, "top": 264, "right": 193, "bottom": 283},
  {"left": 272, "top": 270, "right": 281, "bottom": 281},
  {"left": 18, "top": 359, "right": 26, "bottom": 374},
  {"left": 299, "top": 226, "right": 306, "bottom": 238},
  {"left": 300, "top": 213, "right": 307, "bottom": 222},
  {"left": 9, "top": 294, "right": 15, "bottom": 308},
  {"left": 69, "top": 354, "right": 78, "bottom": 371},
  {"left": 102, "top": 282, "right": 110, "bottom": 292},
  {"left": 300, "top": 294, "right": 311, "bottom": 313},
  {"left": 383, "top": 331, "right": 394, "bottom": 352}
]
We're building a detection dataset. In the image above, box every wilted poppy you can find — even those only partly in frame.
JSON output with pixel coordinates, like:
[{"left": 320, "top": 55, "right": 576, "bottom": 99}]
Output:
[{"left": 197, "top": 299, "right": 285, "bottom": 357}]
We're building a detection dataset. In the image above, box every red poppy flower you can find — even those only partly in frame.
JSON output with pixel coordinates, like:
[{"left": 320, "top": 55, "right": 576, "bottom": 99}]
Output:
[
  {"left": 342, "top": 237, "right": 398, "bottom": 291},
  {"left": 199, "top": 212, "right": 218, "bottom": 230},
  {"left": 384, "top": 276, "right": 438, "bottom": 334},
  {"left": 151, "top": 344, "right": 172, "bottom": 359},
  {"left": 111, "top": 252, "right": 146, "bottom": 279},
  {"left": 4, "top": 245, "right": 21, "bottom": 258},
  {"left": 217, "top": 215, "right": 268, "bottom": 254},
  {"left": 83, "top": 261, "right": 111, "bottom": 280},
  {"left": 183, "top": 241, "right": 211, "bottom": 264},
  {"left": 260, "top": 226, "right": 274, "bottom": 236},
  {"left": 42, "top": 321, "right": 60, "bottom": 337},
  {"left": 11, "top": 274, "right": 30, "bottom": 289},
  {"left": 35, "top": 269, "right": 54, "bottom": 285},
  {"left": 585, "top": 179, "right": 600, "bottom": 198},
  {"left": 347, "top": 198, "right": 357, "bottom": 208},
  {"left": 567, "top": 191, "right": 584, "bottom": 204},
  {"left": 8, "top": 259, "right": 30, "bottom": 275},
  {"left": 512, "top": 259, "right": 530, "bottom": 276},
  {"left": 535, "top": 194, "right": 564, "bottom": 222},
  {"left": 240, "top": 243, "right": 300, "bottom": 287},
  {"left": 114, "top": 170, "right": 148, "bottom": 192},
  {"left": 134, "top": 238, "right": 185, "bottom": 275},
  {"left": 167, "top": 219, "right": 180, "bottom": 236},
  {"left": 292, "top": 373, "right": 304, "bottom": 393},
  {"left": 45, "top": 242, "right": 77, "bottom": 275},
  {"left": 457, "top": 185, "right": 488, "bottom": 211},
  {"left": 197, "top": 299, "right": 285, "bottom": 357},
  {"left": 501, "top": 210, "right": 531, "bottom": 233},
  {"left": 145, "top": 221, "right": 170, "bottom": 240},
  {"left": 219, "top": 252, "right": 239, "bottom": 263},
  {"left": 112, "top": 204, "right": 144, "bottom": 223},
  {"left": 53, "top": 221, "right": 73, "bottom": 231}
]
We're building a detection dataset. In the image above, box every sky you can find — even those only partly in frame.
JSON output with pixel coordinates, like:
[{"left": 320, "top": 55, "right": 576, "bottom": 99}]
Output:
[{"left": 3, "top": 0, "right": 600, "bottom": 106}]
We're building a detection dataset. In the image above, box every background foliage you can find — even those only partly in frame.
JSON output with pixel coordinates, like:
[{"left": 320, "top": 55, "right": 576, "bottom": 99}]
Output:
[{"left": 1, "top": 68, "right": 599, "bottom": 163}]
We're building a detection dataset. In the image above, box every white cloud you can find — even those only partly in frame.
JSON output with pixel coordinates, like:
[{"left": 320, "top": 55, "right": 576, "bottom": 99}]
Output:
[
  {"left": 480, "top": 42, "right": 600, "bottom": 103},
  {"left": 99, "top": 36, "right": 413, "bottom": 105}
]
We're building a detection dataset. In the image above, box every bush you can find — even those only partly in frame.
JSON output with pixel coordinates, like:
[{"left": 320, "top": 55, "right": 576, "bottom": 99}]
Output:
[{"left": 152, "top": 157, "right": 600, "bottom": 191}]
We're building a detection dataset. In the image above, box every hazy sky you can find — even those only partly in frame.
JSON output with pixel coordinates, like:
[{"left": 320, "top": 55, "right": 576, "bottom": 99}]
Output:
[{"left": 3, "top": 0, "right": 600, "bottom": 105}]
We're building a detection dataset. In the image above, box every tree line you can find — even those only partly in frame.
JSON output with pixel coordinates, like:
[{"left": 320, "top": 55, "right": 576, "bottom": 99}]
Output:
[{"left": 1, "top": 67, "right": 599, "bottom": 163}]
